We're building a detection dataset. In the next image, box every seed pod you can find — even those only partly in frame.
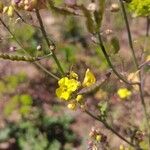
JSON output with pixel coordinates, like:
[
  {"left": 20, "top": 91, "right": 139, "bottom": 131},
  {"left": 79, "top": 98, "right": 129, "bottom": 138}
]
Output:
[{"left": 0, "top": 53, "right": 38, "bottom": 62}]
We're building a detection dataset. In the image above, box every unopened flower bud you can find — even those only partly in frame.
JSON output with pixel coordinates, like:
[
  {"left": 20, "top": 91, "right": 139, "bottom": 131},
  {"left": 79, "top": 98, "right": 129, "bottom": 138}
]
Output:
[
  {"left": 37, "top": 45, "right": 42, "bottom": 51},
  {"left": 3, "top": 6, "right": 9, "bottom": 14},
  {"left": 49, "top": 44, "right": 55, "bottom": 51},
  {"left": 87, "top": 3, "right": 97, "bottom": 11},
  {"left": 76, "top": 95, "right": 83, "bottom": 103},
  {"left": 67, "top": 102, "right": 77, "bottom": 110},
  {"left": 105, "top": 29, "right": 113, "bottom": 35},
  {"left": 95, "top": 135, "right": 102, "bottom": 142},
  {"left": 110, "top": 3, "right": 120, "bottom": 12},
  {"left": 7, "top": 6, "right": 14, "bottom": 17}
]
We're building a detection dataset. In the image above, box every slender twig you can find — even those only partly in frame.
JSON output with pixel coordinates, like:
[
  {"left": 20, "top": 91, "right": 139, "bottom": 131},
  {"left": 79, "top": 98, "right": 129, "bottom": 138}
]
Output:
[
  {"left": 97, "top": 33, "right": 138, "bottom": 85},
  {"left": 85, "top": 110, "right": 138, "bottom": 148},
  {"left": 139, "top": 71, "right": 150, "bottom": 144},
  {"left": 139, "top": 60, "right": 150, "bottom": 69},
  {"left": 119, "top": 0, "right": 150, "bottom": 146},
  {"left": 0, "top": 17, "right": 59, "bottom": 80},
  {"left": 119, "top": 0, "right": 139, "bottom": 69},
  {"left": 35, "top": 9, "right": 65, "bottom": 75},
  {"left": 14, "top": 9, "right": 41, "bottom": 29}
]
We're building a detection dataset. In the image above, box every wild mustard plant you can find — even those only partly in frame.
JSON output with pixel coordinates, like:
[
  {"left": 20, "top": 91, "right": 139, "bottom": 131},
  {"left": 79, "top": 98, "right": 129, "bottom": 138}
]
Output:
[{"left": 0, "top": 0, "right": 150, "bottom": 149}]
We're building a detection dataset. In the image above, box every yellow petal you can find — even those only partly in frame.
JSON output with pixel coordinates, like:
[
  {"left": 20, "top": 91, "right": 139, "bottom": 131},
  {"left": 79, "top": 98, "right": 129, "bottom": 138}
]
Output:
[
  {"left": 82, "top": 69, "right": 96, "bottom": 87},
  {"left": 58, "top": 77, "right": 69, "bottom": 86},
  {"left": 68, "top": 79, "right": 80, "bottom": 92},
  {"left": 56, "top": 87, "right": 70, "bottom": 100}
]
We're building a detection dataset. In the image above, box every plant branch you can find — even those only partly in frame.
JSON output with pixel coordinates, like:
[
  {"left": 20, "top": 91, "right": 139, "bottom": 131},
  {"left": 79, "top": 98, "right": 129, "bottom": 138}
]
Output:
[
  {"left": 0, "top": 17, "right": 59, "bottom": 80},
  {"left": 119, "top": 0, "right": 139, "bottom": 69},
  {"left": 119, "top": 0, "right": 150, "bottom": 145},
  {"left": 35, "top": 9, "right": 65, "bottom": 76},
  {"left": 97, "top": 33, "right": 138, "bottom": 85},
  {"left": 85, "top": 110, "right": 138, "bottom": 148}
]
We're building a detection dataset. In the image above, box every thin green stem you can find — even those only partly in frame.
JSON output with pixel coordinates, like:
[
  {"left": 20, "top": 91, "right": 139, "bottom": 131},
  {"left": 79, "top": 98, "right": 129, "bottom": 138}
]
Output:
[
  {"left": 0, "top": 17, "right": 59, "bottom": 80},
  {"left": 85, "top": 110, "right": 138, "bottom": 148},
  {"left": 119, "top": 0, "right": 150, "bottom": 146},
  {"left": 35, "top": 9, "right": 65, "bottom": 76},
  {"left": 35, "top": 63, "right": 60, "bottom": 80},
  {"left": 139, "top": 71, "right": 150, "bottom": 145},
  {"left": 119, "top": 0, "right": 139, "bottom": 69},
  {"left": 97, "top": 33, "right": 138, "bottom": 85}
]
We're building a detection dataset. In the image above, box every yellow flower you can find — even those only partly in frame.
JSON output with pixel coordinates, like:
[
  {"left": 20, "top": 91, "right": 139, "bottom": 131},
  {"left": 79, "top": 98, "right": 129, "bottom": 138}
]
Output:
[
  {"left": 56, "top": 77, "right": 80, "bottom": 101},
  {"left": 117, "top": 88, "right": 132, "bottom": 99},
  {"left": 67, "top": 102, "right": 77, "bottom": 110},
  {"left": 82, "top": 69, "right": 96, "bottom": 87}
]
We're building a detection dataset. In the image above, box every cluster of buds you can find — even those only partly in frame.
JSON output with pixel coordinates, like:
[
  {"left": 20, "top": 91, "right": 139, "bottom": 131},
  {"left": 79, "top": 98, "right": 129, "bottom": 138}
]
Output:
[
  {"left": 11, "top": 0, "right": 46, "bottom": 11},
  {"left": 0, "top": 0, "right": 46, "bottom": 17},
  {"left": 89, "top": 127, "right": 107, "bottom": 143},
  {"left": 134, "top": 130, "right": 145, "bottom": 142},
  {"left": 0, "top": 2, "right": 14, "bottom": 17}
]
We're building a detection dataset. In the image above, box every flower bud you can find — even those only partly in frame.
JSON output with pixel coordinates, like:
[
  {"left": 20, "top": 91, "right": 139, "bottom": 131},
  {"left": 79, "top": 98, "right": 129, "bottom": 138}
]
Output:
[
  {"left": 7, "top": 6, "right": 14, "bottom": 17},
  {"left": 110, "top": 3, "right": 120, "bottom": 12},
  {"left": 67, "top": 102, "right": 77, "bottom": 110},
  {"left": 3, "top": 6, "right": 9, "bottom": 14},
  {"left": 95, "top": 135, "right": 102, "bottom": 142},
  {"left": 87, "top": 3, "right": 97, "bottom": 11},
  {"left": 76, "top": 95, "right": 83, "bottom": 103},
  {"left": 37, "top": 45, "right": 42, "bottom": 51}
]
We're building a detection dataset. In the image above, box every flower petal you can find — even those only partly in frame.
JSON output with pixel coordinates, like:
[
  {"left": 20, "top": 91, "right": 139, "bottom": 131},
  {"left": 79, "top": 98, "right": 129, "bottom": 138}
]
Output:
[{"left": 82, "top": 69, "right": 96, "bottom": 87}]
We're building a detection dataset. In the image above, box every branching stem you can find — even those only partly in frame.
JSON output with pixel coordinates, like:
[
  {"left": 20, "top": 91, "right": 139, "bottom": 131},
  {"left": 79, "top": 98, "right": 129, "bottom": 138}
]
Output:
[
  {"left": 0, "top": 18, "right": 59, "bottom": 80},
  {"left": 35, "top": 9, "right": 65, "bottom": 76},
  {"left": 85, "top": 110, "right": 139, "bottom": 148}
]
